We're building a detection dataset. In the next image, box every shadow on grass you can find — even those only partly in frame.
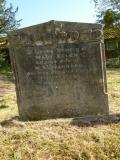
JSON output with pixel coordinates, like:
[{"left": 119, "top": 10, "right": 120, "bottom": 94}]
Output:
[
  {"left": 0, "top": 99, "right": 11, "bottom": 109},
  {"left": 0, "top": 114, "right": 120, "bottom": 128},
  {"left": 0, "top": 116, "right": 20, "bottom": 128},
  {"left": 0, "top": 69, "right": 14, "bottom": 82},
  {"left": 0, "top": 104, "right": 9, "bottom": 109}
]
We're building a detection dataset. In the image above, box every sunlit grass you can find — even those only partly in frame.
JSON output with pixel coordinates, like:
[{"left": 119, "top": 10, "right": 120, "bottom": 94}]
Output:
[
  {"left": 0, "top": 68, "right": 120, "bottom": 160},
  {"left": 107, "top": 68, "right": 120, "bottom": 114}
]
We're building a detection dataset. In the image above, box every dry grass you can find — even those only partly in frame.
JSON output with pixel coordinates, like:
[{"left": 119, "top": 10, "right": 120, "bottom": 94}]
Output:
[
  {"left": 0, "top": 68, "right": 120, "bottom": 160},
  {"left": 107, "top": 68, "right": 120, "bottom": 114}
]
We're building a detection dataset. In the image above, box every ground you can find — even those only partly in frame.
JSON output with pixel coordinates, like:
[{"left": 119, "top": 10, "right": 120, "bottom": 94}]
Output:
[{"left": 0, "top": 69, "right": 120, "bottom": 160}]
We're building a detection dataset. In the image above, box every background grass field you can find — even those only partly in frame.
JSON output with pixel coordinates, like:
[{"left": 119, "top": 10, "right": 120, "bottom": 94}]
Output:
[{"left": 0, "top": 68, "right": 120, "bottom": 160}]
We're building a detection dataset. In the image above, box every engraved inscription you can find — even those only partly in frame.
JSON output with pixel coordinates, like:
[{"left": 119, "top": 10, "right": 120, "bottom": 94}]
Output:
[{"left": 29, "top": 45, "right": 87, "bottom": 86}]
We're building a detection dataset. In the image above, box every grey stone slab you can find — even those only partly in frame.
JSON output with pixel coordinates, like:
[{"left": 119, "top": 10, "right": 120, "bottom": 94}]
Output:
[{"left": 8, "top": 20, "right": 109, "bottom": 120}]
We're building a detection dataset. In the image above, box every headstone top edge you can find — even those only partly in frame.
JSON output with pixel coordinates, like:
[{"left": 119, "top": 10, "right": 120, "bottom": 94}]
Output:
[{"left": 8, "top": 20, "right": 102, "bottom": 35}]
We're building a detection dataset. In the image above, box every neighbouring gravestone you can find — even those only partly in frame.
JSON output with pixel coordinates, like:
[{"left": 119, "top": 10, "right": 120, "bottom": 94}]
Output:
[{"left": 8, "top": 20, "right": 109, "bottom": 120}]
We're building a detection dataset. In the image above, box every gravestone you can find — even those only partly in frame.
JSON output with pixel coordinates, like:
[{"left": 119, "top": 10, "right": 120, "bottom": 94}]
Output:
[{"left": 8, "top": 20, "right": 109, "bottom": 120}]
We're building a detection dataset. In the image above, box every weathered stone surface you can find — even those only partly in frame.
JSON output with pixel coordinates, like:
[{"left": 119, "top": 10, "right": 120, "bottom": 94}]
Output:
[
  {"left": 8, "top": 20, "right": 109, "bottom": 120},
  {"left": 71, "top": 114, "right": 120, "bottom": 126}
]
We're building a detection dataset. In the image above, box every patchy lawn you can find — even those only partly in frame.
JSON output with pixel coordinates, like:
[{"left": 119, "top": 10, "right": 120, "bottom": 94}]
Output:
[
  {"left": 0, "top": 68, "right": 120, "bottom": 160},
  {"left": 107, "top": 68, "right": 120, "bottom": 114}
]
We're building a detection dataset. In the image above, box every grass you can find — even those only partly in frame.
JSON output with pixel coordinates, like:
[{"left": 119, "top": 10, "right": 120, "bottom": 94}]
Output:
[
  {"left": 107, "top": 68, "right": 120, "bottom": 114},
  {"left": 0, "top": 68, "right": 120, "bottom": 160}
]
